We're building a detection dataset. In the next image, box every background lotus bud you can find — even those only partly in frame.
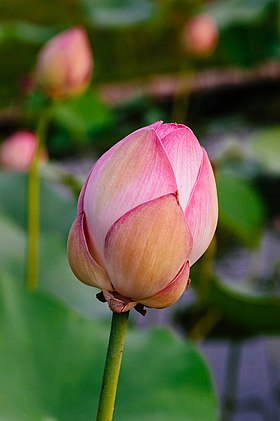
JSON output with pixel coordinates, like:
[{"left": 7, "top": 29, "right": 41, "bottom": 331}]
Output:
[
  {"left": 0, "top": 131, "right": 46, "bottom": 172},
  {"left": 182, "top": 14, "right": 218, "bottom": 56},
  {"left": 35, "top": 27, "right": 93, "bottom": 99},
  {"left": 67, "top": 121, "right": 218, "bottom": 313}
]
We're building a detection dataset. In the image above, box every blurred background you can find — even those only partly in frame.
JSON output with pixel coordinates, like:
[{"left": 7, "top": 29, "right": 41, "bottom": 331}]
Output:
[{"left": 0, "top": 1, "right": 280, "bottom": 420}]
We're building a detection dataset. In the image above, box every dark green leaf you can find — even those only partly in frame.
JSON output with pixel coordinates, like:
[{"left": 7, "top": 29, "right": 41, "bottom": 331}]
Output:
[
  {"left": 207, "top": 0, "right": 276, "bottom": 27},
  {"left": 208, "top": 276, "right": 280, "bottom": 335},
  {"left": 249, "top": 127, "right": 280, "bottom": 175},
  {"left": 0, "top": 277, "right": 218, "bottom": 421},
  {"left": 217, "top": 174, "right": 265, "bottom": 248},
  {"left": 51, "top": 91, "right": 112, "bottom": 137}
]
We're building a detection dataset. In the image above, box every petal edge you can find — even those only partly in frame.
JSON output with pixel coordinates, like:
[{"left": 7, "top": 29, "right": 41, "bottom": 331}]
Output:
[
  {"left": 139, "top": 261, "right": 190, "bottom": 309},
  {"left": 185, "top": 149, "right": 218, "bottom": 265},
  {"left": 67, "top": 212, "right": 112, "bottom": 290}
]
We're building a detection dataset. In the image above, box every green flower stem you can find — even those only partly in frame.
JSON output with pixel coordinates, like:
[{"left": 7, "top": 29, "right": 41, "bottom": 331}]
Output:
[
  {"left": 96, "top": 311, "right": 129, "bottom": 421},
  {"left": 26, "top": 110, "right": 50, "bottom": 291},
  {"left": 222, "top": 341, "right": 242, "bottom": 421}
]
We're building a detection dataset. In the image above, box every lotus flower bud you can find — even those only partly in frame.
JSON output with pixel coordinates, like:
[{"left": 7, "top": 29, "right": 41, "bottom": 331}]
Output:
[
  {"left": 35, "top": 27, "right": 93, "bottom": 99},
  {"left": 67, "top": 121, "right": 218, "bottom": 313},
  {"left": 182, "top": 14, "right": 218, "bottom": 56},
  {"left": 0, "top": 131, "right": 46, "bottom": 172}
]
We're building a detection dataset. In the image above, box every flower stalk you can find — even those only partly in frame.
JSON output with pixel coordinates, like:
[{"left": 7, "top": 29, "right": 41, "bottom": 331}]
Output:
[
  {"left": 96, "top": 311, "right": 129, "bottom": 421},
  {"left": 26, "top": 109, "right": 50, "bottom": 291}
]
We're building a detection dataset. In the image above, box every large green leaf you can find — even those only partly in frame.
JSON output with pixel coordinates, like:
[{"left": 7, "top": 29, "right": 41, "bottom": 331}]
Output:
[
  {"left": 0, "top": 276, "right": 218, "bottom": 421},
  {"left": 208, "top": 276, "right": 280, "bottom": 336},
  {"left": 217, "top": 173, "right": 265, "bottom": 248}
]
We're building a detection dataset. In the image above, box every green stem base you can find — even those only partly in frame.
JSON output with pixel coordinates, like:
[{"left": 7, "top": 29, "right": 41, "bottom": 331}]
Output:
[{"left": 96, "top": 311, "right": 129, "bottom": 421}]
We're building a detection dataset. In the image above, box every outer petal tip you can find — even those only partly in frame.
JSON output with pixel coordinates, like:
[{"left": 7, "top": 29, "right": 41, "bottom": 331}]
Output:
[{"left": 139, "top": 261, "right": 190, "bottom": 309}]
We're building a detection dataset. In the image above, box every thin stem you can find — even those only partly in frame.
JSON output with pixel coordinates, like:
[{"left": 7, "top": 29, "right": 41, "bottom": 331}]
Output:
[
  {"left": 222, "top": 341, "right": 242, "bottom": 421},
  {"left": 26, "top": 110, "right": 50, "bottom": 291},
  {"left": 96, "top": 311, "right": 129, "bottom": 421},
  {"left": 26, "top": 156, "right": 40, "bottom": 290}
]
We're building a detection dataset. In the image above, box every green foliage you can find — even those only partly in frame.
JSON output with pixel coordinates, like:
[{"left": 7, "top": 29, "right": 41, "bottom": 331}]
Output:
[
  {"left": 0, "top": 0, "right": 83, "bottom": 25},
  {"left": 207, "top": 0, "right": 280, "bottom": 66},
  {"left": 176, "top": 272, "right": 280, "bottom": 339},
  {"left": 249, "top": 127, "right": 280, "bottom": 175},
  {"left": 52, "top": 93, "right": 111, "bottom": 135},
  {"left": 50, "top": 91, "right": 113, "bottom": 155},
  {"left": 207, "top": 0, "right": 277, "bottom": 27},
  {"left": 0, "top": 21, "right": 56, "bottom": 45},
  {"left": 0, "top": 276, "right": 218, "bottom": 421},
  {"left": 81, "top": 0, "right": 155, "bottom": 27},
  {"left": 217, "top": 173, "right": 265, "bottom": 248},
  {"left": 208, "top": 276, "right": 280, "bottom": 336},
  {"left": 0, "top": 172, "right": 75, "bottom": 236},
  {"left": 0, "top": 172, "right": 108, "bottom": 318}
]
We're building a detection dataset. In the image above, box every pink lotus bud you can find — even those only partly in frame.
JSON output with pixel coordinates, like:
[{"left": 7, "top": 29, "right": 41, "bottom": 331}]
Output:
[
  {"left": 35, "top": 27, "right": 93, "bottom": 99},
  {"left": 67, "top": 121, "right": 218, "bottom": 313},
  {"left": 0, "top": 131, "right": 45, "bottom": 172},
  {"left": 182, "top": 14, "right": 218, "bottom": 56}
]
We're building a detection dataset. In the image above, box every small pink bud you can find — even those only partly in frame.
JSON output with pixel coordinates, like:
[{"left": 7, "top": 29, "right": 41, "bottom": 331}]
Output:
[
  {"left": 0, "top": 131, "right": 46, "bottom": 172},
  {"left": 67, "top": 122, "right": 218, "bottom": 313},
  {"left": 182, "top": 14, "right": 218, "bottom": 56},
  {"left": 35, "top": 27, "right": 93, "bottom": 99}
]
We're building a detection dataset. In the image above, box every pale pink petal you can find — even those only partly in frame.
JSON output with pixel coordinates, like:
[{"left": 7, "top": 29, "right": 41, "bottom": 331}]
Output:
[
  {"left": 185, "top": 149, "right": 218, "bottom": 266},
  {"left": 67, "top": 212, "right": 112, "bottom": 290},
  {"left": 140, "top": 261, "right": 190, "bottom": 309},
  {"left": 83, "top": 127, "right": 177, "bottom": 263},
  {"left": 104, "top": 194, "right": 193, "bottom": 300},
  {"left": 77, "top": 166, "right": 94, "bottom": 214},
  {"left": 78, "top": 124, "right": 163, "bottom": 213},
  {"left": 161, "top": 127, "right": 203, "bottom": 212}
]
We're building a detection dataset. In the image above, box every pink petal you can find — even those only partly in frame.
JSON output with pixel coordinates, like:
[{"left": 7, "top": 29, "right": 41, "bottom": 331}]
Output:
[
  {"left": 185, "top": 149, "right": 218, "bottom": 266},
  {"left": 104, "top": 194, "right": 193, "bottom": 300},
  {"left": 155, "top": 122, "right": 186, "bottom": 139},
  {"left": 161, "top": 127, "right": 203, "bottom": 212},
  {"left": 77, "top": 166, "right": 94, "bottom": 215},
  {"left": 83, "top": 127, "right": 177, "bottom": 263},
  {"left": 140, "top": 261, "right": 190, "bottom": 309},
  {"left": 67, "top": 212, "right": 113, "bottom": 290},
  {"left": 78, "top": 124, "right": 163, "bottom": 213},
  {"left": 78, "top": 123, "right": 163, "bottom": 213}
]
